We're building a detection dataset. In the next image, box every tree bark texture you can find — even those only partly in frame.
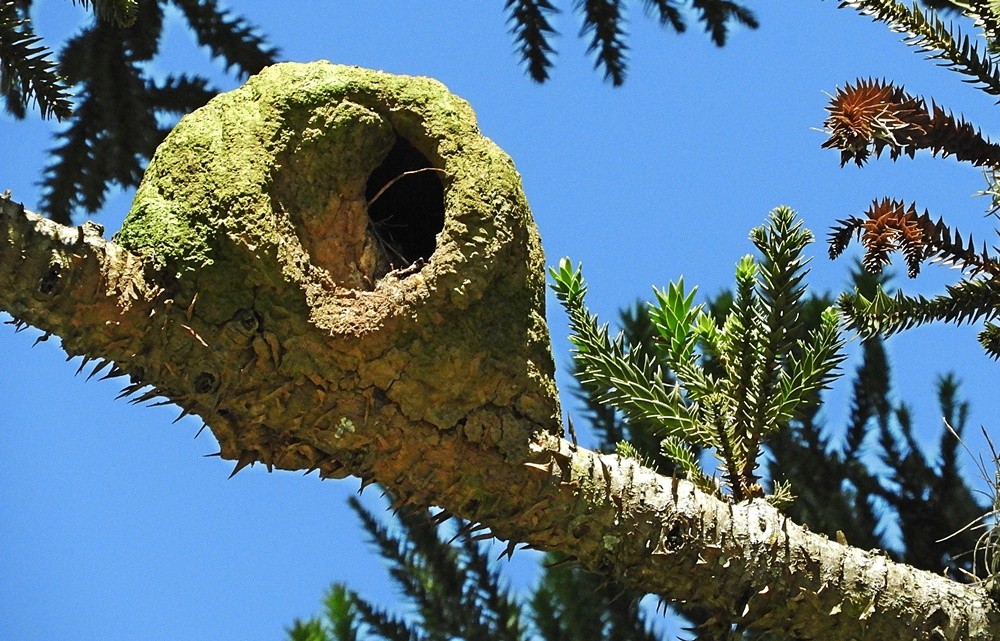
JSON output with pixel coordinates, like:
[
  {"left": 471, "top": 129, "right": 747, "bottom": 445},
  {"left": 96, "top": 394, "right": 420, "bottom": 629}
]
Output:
[{"left": 2, "top": 62, "right": 998, "bottom": 640}]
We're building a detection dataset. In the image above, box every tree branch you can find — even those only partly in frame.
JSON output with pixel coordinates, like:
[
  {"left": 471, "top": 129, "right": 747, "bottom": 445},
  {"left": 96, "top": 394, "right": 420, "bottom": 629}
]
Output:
[{"left": 2, "top": 62, "right": 998, "bottom": 639}]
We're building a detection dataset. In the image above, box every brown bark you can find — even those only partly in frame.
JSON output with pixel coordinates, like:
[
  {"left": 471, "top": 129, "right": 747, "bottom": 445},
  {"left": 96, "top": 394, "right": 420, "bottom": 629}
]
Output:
[{"left": 2, "top": 62, "right": 998, "bottom": 640}]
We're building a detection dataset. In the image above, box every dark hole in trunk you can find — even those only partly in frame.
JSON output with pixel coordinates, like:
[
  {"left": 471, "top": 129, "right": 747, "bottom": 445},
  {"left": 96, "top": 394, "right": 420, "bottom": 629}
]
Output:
[{"left": 364, "top": 135, "right": 444, "bottom": 267}]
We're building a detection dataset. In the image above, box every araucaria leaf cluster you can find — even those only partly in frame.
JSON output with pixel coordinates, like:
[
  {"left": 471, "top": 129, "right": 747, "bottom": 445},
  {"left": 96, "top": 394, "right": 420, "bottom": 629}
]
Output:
[
  {"left": 0, "top": 1, "right": 71, "bottom": 119},
  {"left": 0, "top": 0, "right": 278, "bottom": 223},
  {"left": 822, "top": 0, "right": 1000, "bottom": 598},
  {"left": 551, "top": 206, "right": 845, "bottom": 503},
  {"left": 504, "top": 0, "right": 758, "bottom": 85},
  {"left": 825, "top": 0, "right": 1000, "bottom": 359}
]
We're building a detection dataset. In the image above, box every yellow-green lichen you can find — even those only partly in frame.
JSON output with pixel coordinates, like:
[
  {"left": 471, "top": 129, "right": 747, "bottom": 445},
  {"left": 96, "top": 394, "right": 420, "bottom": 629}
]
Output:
[
  {"left": 110, "top": 61, "right": 561, "bottom": 442},
  {"left": 335, "top": 417, "right": 356, "bottom": 437}
]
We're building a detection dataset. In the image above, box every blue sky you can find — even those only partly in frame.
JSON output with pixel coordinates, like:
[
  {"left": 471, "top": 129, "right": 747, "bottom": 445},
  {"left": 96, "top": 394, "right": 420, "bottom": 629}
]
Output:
[{"left": 3, "top": 3, "right": 1000, "bottom": 639}]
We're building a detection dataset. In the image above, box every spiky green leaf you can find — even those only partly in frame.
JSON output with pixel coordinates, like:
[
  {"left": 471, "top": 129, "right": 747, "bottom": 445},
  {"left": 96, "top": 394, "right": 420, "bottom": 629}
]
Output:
[
  {"left": 661, "top": 435, "right": 719, "bottom": 495},
  {"left": 551, "top": 259, "right": 715, "bottom": 446},
  {"left": 0, "top": 1, "right": 72, "bottom": 119}
]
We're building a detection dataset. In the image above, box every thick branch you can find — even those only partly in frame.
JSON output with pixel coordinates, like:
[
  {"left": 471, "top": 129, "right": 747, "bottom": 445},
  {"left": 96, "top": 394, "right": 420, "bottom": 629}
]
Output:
[
  {"left": 0, "top": 194, "right": 167, "bottom": 371},
  {"left": 2, "top": 62, "right": 999, "bottom": 639}
]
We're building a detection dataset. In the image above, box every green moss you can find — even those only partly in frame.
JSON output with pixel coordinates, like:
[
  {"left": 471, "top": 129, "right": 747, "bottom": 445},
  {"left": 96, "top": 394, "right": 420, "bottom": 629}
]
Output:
[
  {"left": 116, "top": 63, "right": 483, "bottom": 279},
  {"left": 110, "top": 61, "right": 559, "bottom": 430}
]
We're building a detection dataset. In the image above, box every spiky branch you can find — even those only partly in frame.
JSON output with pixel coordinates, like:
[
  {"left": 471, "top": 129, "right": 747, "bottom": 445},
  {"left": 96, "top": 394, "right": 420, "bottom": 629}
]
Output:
[
  {"left": 823, "top": 79, "right": 1000, "bottom": 167},
  {"left": 837, "top": 0, "right": 1000, "bottom": 94},
  {"left": 505, "top": 0, "right": 559, "bottom": 83},
  {"left": 0, "top": 0, "right": 71, "bottom": 119},
  {"left": 828, "top": 197, "right": 1000, "bottom": 277},
  {"left": 822, "top": 13, "right": 1000, "bottom": 360},
  {"left": 1, "top": 0, "right": 278, "bottom": 223},
  {"left": 690, "top": 0, "right": 759, "bottom": 46},
  {"left": 503, "top": 0, "right": 757, "bottom": 85},
  {"left": 579, "top": 0, "right": 629, "bottom": 85},
  {"left": 70, "top": 0, "right": 139, "bottom": 26},
  {"left": 170, "top": 0, "right": 278, "bottom": 77}
]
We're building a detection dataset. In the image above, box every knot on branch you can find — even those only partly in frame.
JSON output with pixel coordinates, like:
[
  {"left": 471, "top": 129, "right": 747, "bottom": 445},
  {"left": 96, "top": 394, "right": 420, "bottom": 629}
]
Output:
[{"left": 85, "top": 61, "right": 559, "bottom": 469}]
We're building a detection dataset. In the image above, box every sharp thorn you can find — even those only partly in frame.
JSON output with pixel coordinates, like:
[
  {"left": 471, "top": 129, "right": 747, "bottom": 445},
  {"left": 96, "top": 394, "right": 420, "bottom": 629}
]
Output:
[
  {"left": 318, "top": 460, "right": 345, "bottom": 480},
  {"left": 468, "top": 531, "right": 495, "bottom": 543},
  {"left": 447, "top": 523, "right": 474, "bottom": 545},
  {"left": 115, "top": 383, "right": 146, "bottom": 400},
  {"left": 75, "top": 356, "right": 92, "bottom": 376},
  {"left": 99, "top": 365, "right": 126, "bottom": 381},
  {"left": 228, "top": 451, "right": 257, "bottom": 479},
  {"left": 358, "top": 477, "right": 376, "bottom": 494},
  {"left": 429, "top": 510, "right": 452, "bottom": 525},
  {"left": 498, "top": 539, "right": 518, "bottom": 561},
  {"left": 194, "top": 423, "right": 207, "bottom": 439},
  {"left": 130, "top": 388, "right": 163, "bottom": 405},
  {"left": 86, "top": 359, "right": 111, "bottom": 381}
]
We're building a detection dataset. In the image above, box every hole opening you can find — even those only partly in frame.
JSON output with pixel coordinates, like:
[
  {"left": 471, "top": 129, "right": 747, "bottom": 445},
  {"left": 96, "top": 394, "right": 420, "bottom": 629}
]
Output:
[{"left": 364, "top": 135, "right": 445, "bottom": 268}]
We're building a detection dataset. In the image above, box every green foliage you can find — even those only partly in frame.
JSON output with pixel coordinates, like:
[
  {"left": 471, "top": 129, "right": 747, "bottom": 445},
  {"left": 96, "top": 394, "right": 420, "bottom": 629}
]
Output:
[
  {"left": 1, "top": 0, "right": 277, "bottom": 223},
  {"left": 550, "top": 260, "right": 708, "bottom": 451},
  {"left": 824, "top": 1, "right": 1000, "bottom": 371},
  {"left": 551, "top": 206, "right": 846, "bottom": 502},
  {"left": 286, "top": 497, "right": 528, "bottom": 641},
  {"left": 287, "top": 585, "right": 361, "bottom": 641},
  {"left": 574, "top": 303, "right": 686, "bottom": 475},
  {"left": 837, "top": 0, "right": 1000, "bottom": 94},
  {"left": 505, "top": 0, "right": 758, "bottom": 86},
  {"left": 0, "top": 1, "right": 71, "bottom": 119}
]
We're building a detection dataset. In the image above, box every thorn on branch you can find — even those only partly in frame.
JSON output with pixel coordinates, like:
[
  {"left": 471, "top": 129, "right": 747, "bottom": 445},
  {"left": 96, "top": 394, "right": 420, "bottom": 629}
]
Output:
[{"left": 228, "top": 451, "right": 257, "bottom": 478}]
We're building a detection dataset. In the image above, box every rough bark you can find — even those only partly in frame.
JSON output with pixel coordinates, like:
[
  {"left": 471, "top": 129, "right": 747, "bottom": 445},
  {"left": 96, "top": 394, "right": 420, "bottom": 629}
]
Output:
[{"left": 2, "top": 61, "right": 998, "bottom": 640}]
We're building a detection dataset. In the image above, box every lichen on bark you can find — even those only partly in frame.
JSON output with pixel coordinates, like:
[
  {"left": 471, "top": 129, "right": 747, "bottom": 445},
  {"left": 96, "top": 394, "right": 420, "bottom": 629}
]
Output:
[
  {"left": 109, "top": 61, "right": 561, "bottom": 468},
  {"left": 2, "top": 60, "right": 562, "bottom": 479}
]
